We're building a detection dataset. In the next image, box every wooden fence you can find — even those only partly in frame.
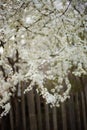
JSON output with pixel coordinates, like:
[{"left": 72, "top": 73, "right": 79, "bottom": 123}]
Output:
[{"left": 0, "top": 79, "right": 87, "bottom": 130}]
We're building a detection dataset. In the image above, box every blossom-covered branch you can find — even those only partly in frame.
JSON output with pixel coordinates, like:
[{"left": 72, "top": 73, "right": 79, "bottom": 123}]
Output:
[{"left": 0, "top": 0, "right": 87, "bottom": 117}]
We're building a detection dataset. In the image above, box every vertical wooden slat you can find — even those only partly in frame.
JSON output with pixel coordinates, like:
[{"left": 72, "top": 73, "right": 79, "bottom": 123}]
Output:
[
  {"left": 68, "top": 95, "right": 76, "bottom": 130},
  {"left": 0, "top": 119, "right": 4, "bottom": 130},
  {"left": 45, "top": 104, "right": 50, "bottom": 130},
  {"left": 52, "top": 107, "right": 58, "bottom": 130},
  {"left": 80, "top": 77, "right": 87, "bottom": 114},
  {"left": 81, "top": 91, "right": 87, "bottom": 130},
  {"left": 15, "top": 98, "right": 20, "bottom": 130},
  {"left": 61, "top": 102, "right": 67, "bottom": 130},
  {"left": 35, "top": 92, "right": 43, "bottom": 130},
  {"left": 84, "top": 85, "right": 87, "bottom": 121},
  {"left": 75, "top": 93, "right": 81, "bottom": 130},
  {"left": 27, "top": 90, "right": 37, "bottom": 130},
  {"left": 84, "top": 86, "right": 87, "bottom": 106},
  {"left": 0, "top": 119, "right": 1, "bottom": 130},
  {"left": 9, "top": 107, "right": 14, "bottom": 130},
  {"left": 21, "top": 82, "right": 26, "bottom": 130}
]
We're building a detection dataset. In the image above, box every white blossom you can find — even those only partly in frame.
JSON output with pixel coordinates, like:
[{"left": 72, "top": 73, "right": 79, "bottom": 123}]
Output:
[{"left": 0, "top": 0, "right": 87, "bottom": 116}]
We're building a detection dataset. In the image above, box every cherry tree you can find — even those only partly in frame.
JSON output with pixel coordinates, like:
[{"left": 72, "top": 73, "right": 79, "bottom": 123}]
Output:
[{"left": 0, "top": 0, "right": 87, "bottom": 117}]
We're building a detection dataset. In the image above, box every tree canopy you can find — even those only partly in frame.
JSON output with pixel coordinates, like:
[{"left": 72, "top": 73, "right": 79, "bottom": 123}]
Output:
[{"left": 0, "top": 0, "right": 87, "bottom": 117}]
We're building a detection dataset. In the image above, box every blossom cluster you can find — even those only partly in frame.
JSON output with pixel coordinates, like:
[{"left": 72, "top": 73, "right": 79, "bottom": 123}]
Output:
[{"left": 0, "top": 0, "right": 87, "bottom": 116}]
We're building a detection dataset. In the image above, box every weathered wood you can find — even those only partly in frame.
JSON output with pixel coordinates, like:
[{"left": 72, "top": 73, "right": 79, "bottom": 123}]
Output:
[
  {"left": 68, "top": 95, "right": 76, "bottom": 130},
  {"left": 84, "top": 86, "right": 87, "bottom": 107},
  {"left": 0, "top": 82, "right": 87, "bottom": 130},
  {"left": 9, "top": 107, "right": 14, "bottom": 130},
  {"left": 27, "top": 90, "right": 37, "bottom": 130},
  {"left": 35, "top": 92, "right": 43, "bottom": 130},
  {"left": 15, "top": 98, "right": 20, "bottom": 130},
  {"left": 44, "top": 103, "right": 50, "bottom": 130},
  {"left": 0, "top": 119, "right": 2, "bottom": 130},
  {"left": 81, "top": 91, "right": 87, "bottom": 130},
  {"left": 82, "top": 78, "right": 87, "bottom": 119},
  {"left": 75, "top": 93, "right": 81, "bottom": 130},
  {"left": 52, "top": 107, "right": 58, "bottom": 130},
  {"left": 0, "top": 119, "right": 4, "bottom": 130},
  {"left": 61, "top": 102, "right": 67, "bottom": 130},
  {"left": 21, "top": 82, "right": 26, "bottom": 130}
]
